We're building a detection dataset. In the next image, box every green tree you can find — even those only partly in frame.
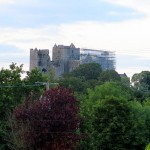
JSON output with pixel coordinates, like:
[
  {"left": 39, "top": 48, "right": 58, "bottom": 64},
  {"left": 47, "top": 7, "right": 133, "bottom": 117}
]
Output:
[
  {"left": 44, "top": 67, "right": 56, "bottom": 83},
  {"left": 59, "top": 76, "right": 87, "bottom": 93},
  {"left": 77, "top": 92, "right": 97, "bottom": 150},
  {"left": 78, "top": 82, "right": 134, "bottom": 149},
  {"left": 0, "top": 65, "right": 48, "bottom": 149},
  {"left": 99, "top": 70, "right": 121, "bottom": 83},
  {"left": 71, "top": 63, "right": 102, "bottom": 80},
  {"left": 23, "top": 67, "right": 48, "bottom": 96},
  {"left": 143, "top": 99, "right": 150, "bottom": 145},
  {"left": 120, "top": 75, "right": 130, "bottom": 87},
  {"left": 146, "top": 144, "right": 150, "bottom": 150},
  {"left": 59, "top": 63, "right": 102, "bottom": 93},
  {"left": 0, "top": 63, "right": 24, "bottom": 149},
  {"left": 93, "top": 98, "right": 135, "bottom": 150},
  {"left": 87, "top": 82, "right": 133, "bottom": 101},
  {"left": 132, "top": 71, "right": 150, "bottom": 90},
  {"left": 131, "top": 71, "right": 150, "bottom": 102},
  {"left": 129, "top": 101, "right": 150, "bottom": 149}
]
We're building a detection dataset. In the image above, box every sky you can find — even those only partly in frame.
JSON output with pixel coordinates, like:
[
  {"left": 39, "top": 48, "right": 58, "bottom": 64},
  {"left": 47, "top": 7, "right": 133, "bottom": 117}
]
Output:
[{"left": 0, "top": 0, "right": 150, "bottom": 78}]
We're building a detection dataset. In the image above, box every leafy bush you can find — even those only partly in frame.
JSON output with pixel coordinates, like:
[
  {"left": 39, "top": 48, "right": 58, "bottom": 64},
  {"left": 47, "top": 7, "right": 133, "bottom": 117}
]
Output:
[{"left": 11, "top": 86, "right": 81, "bottom": 150}]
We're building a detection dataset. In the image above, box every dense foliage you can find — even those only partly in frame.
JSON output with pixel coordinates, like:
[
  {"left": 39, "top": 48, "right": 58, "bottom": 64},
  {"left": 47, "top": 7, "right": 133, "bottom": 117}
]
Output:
[
  {"left": 0, "top": 64, "right": 47, "bottom": 149},
  {"left": 59, "top": 63, "right": 102, "bottom": 93},
  {"left": 98, "top": 70, "right": 121, "bottom": 83},
  {"left": 78, "top": 82, "right": 134, "bottom": 149},
  {"left": 11, "top": 86, "right": 81, "bottom": 150},
  {"left": 0, "top": 63, "right": 24, "bottom": 149},
  {"left": 94, "top": 98, "right": 134, "bottom": 150},
  {"left": 71, "top": 63, "right": 102, "bottom": 80},
  {"left": 1, "top": 63, "right": 150, "bottom": 150},
  {"left": 58, "top": 64, "right": 150, "bottom": 150},
  {"left": 132, "top": 71, "right": 150, "bottom": 102}
]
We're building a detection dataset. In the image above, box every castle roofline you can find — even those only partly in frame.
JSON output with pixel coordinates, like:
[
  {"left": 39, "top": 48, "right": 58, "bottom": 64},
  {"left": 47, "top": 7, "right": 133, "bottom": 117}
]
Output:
[{"left": 53, "top": 43, "right": 76, "bottom": 49}]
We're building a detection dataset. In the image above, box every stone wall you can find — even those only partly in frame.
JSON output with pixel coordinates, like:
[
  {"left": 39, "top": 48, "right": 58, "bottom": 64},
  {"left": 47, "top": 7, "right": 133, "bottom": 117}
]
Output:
[
  {"left": 30, "top": 44, "right": 115, "bottom": 77},
  {"left": 52, "top": 43, "right": 80, "bottom": 74},
  {"left": 30, "top": 48, "right": 50, "bottom": 73}
]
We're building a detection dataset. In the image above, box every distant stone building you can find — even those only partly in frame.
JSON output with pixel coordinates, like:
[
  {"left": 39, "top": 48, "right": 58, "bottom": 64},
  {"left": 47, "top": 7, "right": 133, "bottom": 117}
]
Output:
[
  {"left": 52, "top": 43, "right": 80, "bottom": 76},
  {"left": 30, "top": 48, "right": 50, "bottom": 73},
  {"left": 30, "top": 44, "right": 115, "bottom": 77}
]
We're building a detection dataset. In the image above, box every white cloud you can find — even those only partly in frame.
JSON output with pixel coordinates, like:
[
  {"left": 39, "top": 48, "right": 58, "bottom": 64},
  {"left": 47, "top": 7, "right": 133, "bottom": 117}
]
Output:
[
  {"left": 58, "top": 19, "right": 150, "bottom": 57},
  {"left": 0, "top": 0, "right": 17, "bottom": 4},
  {"left": 1, "top": 17, "right": 150, "bottom": 58},
  {"left": 108, "top": 10, "right": 139, "bottom": 17},
  {"left": 104, "top": 0, "right": 150, "bottom": 15},
  {"left": 0, "top": 25, "right": 59, "bottom": 52},
  {"left": 0, "top": 52, "right": 28, "bottom": 57}
]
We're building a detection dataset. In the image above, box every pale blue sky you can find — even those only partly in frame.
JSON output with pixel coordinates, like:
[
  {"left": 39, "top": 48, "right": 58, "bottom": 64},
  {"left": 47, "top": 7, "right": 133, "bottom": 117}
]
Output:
[
  {"left": 0, "top": 0, "right": 150, "bottom": 77},
  {"left": 0, "top": 0, "right": 142, "bottom": 27}
]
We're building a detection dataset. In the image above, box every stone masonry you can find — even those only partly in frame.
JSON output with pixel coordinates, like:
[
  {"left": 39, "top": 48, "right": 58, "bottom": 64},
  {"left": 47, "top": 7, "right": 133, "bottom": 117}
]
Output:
[{"left": 30, "top": 43, "right": 115, "bottom": 77}]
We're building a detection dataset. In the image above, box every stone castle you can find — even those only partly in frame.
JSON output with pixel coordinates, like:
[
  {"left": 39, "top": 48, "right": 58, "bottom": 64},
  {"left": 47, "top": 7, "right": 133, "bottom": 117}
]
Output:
[{"left": 30, "top": 43, "right": 115, "bottom": 77}]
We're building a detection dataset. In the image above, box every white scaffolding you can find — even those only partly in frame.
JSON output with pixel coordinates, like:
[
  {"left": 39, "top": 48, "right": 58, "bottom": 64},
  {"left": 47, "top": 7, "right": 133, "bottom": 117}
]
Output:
[{"left": 80, "top": 49, "right": 115, "bottom": 70}]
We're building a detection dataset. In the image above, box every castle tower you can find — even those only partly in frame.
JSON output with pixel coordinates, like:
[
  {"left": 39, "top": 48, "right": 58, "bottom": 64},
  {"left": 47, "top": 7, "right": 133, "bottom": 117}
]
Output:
[
  {"left": 30, "top": 48, "right": 38, "bottom": 71},
  {"left": 52, "top": 43, "right": 80, "bottom": 74},
  {"left": 30, "top": 48, "right": 50, "bottom": 73}
]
